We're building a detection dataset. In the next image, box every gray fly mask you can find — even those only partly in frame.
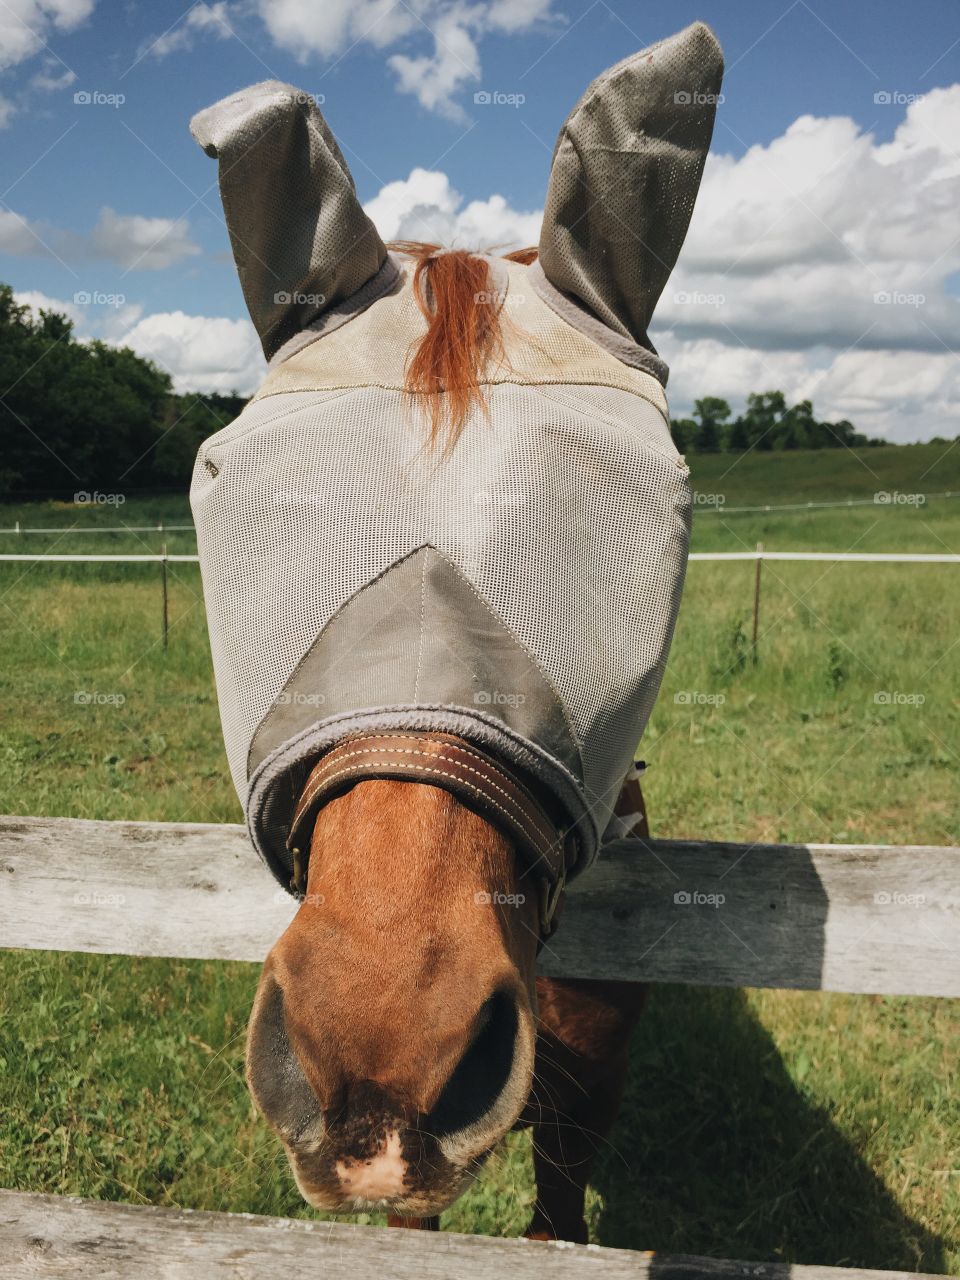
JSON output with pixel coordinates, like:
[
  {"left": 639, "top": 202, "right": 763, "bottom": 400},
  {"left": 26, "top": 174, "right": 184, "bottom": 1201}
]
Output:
[{"left": 188, "top": 22, "right": 724, "bottom": 899}]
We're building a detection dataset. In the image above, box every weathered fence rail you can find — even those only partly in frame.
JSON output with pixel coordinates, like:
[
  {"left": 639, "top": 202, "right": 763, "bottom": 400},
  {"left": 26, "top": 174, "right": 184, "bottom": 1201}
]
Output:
[
  {"left": 2, "top": 815, "right": 959, "bottom": 996},
  {"left": 3, "top": 814, "right": 959, "bottom": 1278},
  {"left": 0, "top": 1188, "right": 941, "bottom": 1280}
]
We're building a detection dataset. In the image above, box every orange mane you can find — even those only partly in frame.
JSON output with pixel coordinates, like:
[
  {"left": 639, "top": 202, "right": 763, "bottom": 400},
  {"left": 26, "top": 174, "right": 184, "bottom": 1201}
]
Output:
[{"left": 387, "top": 241, "right": 538, "bottom": 449}]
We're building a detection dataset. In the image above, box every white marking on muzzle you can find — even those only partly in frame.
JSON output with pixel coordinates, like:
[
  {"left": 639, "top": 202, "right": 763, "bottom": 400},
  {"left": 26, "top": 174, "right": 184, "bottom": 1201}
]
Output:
[{"left": 334, "top": 1129, "right": 407, "bottom": 1200}]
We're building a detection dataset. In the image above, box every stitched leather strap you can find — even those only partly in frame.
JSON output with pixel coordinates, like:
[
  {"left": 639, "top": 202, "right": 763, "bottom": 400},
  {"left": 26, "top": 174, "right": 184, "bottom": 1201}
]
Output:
[{"left": 285, "top": 730, "right": 573, "bottom": 937}]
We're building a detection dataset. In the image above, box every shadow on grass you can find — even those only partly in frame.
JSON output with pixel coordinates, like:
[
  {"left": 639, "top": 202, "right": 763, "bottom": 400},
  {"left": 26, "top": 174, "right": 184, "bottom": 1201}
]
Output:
[{"left": 591, "top": 985, "right": 945, "bottom": 1272}]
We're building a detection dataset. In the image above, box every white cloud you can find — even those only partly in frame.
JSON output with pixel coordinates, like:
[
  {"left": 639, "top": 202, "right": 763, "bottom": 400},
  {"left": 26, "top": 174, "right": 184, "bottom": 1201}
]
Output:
[
  {"left": 139, "top": 2, "right": 233, "bottom": 60},
  {"left": 0, "top": 93, "right": 15, "bottom": 127},
  {"left": 364, "top": 167, "right": 540, "bottom": 248},
  {"left": 252, "top": 0, "right": 556, "bottom": 117},
  {"left": 116, "top": 311, "right": 264, "bottom": 395},
  {"left": 30, "top": 58, "right": 76, "bottom": 89},
  {"left": 0, "top": 206, "right": 201, "bottom": 269},
  {"left": 14, "top": 287, "right": 85, "bottom": 326},
  {"left": 0, "top": 0, "right": 94, "bottom": 71},
  {"left": 387, "top": 11, "right": 481, "bottom": 122},
  {"left": 86, "top": 208, "right": 200, "bottom": 271},
  {"left": 661, "top": 88, "right": 960, "bottom": 355}
]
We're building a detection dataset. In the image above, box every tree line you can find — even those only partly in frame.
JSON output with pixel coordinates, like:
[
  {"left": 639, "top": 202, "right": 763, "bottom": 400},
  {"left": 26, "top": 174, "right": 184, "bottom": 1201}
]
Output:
[
  {"left": 670, "top": 395, "right": 882, "bottom": 454},
  {"left": 0, "top": 282, "right": 923, "bottom": 495},
  {"left": 0, "top": 284, "right": 245, "bottom": 495}
]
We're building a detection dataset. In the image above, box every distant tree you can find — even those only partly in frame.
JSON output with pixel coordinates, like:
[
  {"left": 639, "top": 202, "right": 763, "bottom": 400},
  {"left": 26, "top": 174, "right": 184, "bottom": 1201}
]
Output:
[
  {"left": 738, "top": 391, "right": 787, "bottom": 451},
  {"left": 670, "top": 416, "right": 699, "bottom": 454},
  {"left": 692, "top": 396, "right": 730, "bottom": 453}
]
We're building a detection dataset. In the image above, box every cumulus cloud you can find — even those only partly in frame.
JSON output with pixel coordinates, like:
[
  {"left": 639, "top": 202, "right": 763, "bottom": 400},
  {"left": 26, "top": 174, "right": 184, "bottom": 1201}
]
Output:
[
  {"left": 138, "top": 2, "right": 233, "bottom": 61},
  {"left": 116, "top": 311, "right": 264, "bottom": 395},
  {"left": 0, "top": 206, "right": 200, "bottom": 270},
  {"left": 660, "top": 87, "right": 960, "bottom": 355},
  {"left": 0, "top": 0, "right": 94, "bottom": 71},
  {"left": 364, "top": 167, "right": 541, "bottom": 248},
  {"left": 252, "top": 0, "right": 558, "bottom": 118},
  {"left": 30, "top": 57, "right": 76, "bottom": 90}
]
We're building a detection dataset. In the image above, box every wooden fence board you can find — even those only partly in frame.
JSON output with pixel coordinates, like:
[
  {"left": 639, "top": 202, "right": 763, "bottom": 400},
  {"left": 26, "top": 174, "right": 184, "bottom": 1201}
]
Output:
[
  {"left": 2, "top": 816, "right": 958, "bottom": 996},
  {"left": 0, "top": 1190, "right": 946, "bottom": 1280}
]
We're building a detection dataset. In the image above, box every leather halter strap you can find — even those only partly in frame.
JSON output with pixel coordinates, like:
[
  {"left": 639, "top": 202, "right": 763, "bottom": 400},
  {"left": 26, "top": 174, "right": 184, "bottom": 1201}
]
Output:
[{"left": 285, "top": 730, "right": 573, "bottom": 939}]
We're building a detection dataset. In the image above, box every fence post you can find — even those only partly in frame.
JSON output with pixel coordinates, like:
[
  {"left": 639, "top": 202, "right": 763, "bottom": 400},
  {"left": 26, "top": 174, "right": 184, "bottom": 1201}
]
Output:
[
  {"left": 752, "top": 542, "right": 763, "bottom": 662},
  {"left": 161, "top": 543, "right": 169, "bottom": 651}
]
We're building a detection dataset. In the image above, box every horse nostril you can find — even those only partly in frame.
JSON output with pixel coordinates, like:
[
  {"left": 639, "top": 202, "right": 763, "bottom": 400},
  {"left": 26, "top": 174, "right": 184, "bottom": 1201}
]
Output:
[{"left": 426, "top": 990, "right": 519, "bottom": 1139}]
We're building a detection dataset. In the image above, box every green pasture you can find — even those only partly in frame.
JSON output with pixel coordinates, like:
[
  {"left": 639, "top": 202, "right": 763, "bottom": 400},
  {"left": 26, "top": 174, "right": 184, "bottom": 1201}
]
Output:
[{"left": 1, "top": 442, "right": 958, "bottom": 1269}]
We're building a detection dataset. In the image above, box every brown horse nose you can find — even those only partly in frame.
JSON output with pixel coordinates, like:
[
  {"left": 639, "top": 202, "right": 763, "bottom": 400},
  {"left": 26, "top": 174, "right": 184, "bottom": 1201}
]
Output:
[{"left": 247, "top": 969, "right": 530, "bottom": 1155}]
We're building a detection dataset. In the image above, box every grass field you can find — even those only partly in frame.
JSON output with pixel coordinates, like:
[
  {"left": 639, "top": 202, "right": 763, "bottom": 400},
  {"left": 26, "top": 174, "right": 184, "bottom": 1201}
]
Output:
[{"left": 1, "top": 441, "right": 958, "bottom": 1269}]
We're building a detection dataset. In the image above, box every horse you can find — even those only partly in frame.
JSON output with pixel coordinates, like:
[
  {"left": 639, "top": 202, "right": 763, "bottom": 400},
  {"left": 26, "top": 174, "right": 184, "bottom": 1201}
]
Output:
[{"left": 188, "top": 21, "right": 723, "bottom": 1243}]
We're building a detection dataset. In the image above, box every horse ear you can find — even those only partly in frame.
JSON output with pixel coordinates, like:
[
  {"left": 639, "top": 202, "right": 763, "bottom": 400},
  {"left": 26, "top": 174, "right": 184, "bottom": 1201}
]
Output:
[
  {"left": 533, "top": 22, "right": 724, "bottom": 382},
  {"left": 190, "top": 81, "right": 389, "bottom": 360}
]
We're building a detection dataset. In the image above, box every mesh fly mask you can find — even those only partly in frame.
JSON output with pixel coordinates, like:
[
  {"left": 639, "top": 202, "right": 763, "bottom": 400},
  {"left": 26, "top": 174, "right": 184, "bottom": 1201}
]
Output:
[{"left": 188, "top": 22, "right": 724, "bottom": 907}]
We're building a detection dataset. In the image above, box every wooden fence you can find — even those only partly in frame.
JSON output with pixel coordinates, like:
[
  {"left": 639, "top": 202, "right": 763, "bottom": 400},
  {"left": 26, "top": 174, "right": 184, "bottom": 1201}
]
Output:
[{"left": 1, "top": 813, "right": 958, "bottom": 1277}]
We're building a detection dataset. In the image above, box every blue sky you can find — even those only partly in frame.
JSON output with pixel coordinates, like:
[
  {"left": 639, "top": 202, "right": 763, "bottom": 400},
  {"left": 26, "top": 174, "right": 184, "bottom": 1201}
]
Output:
[{"left": 1, "top": 0, "right": 958, "bottom": 439}]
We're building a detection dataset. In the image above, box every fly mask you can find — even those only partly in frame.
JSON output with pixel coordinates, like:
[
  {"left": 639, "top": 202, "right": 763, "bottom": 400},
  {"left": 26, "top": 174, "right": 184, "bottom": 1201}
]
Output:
[{"left": 188, "top": 22, "right": 724, "bottom": 909}]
